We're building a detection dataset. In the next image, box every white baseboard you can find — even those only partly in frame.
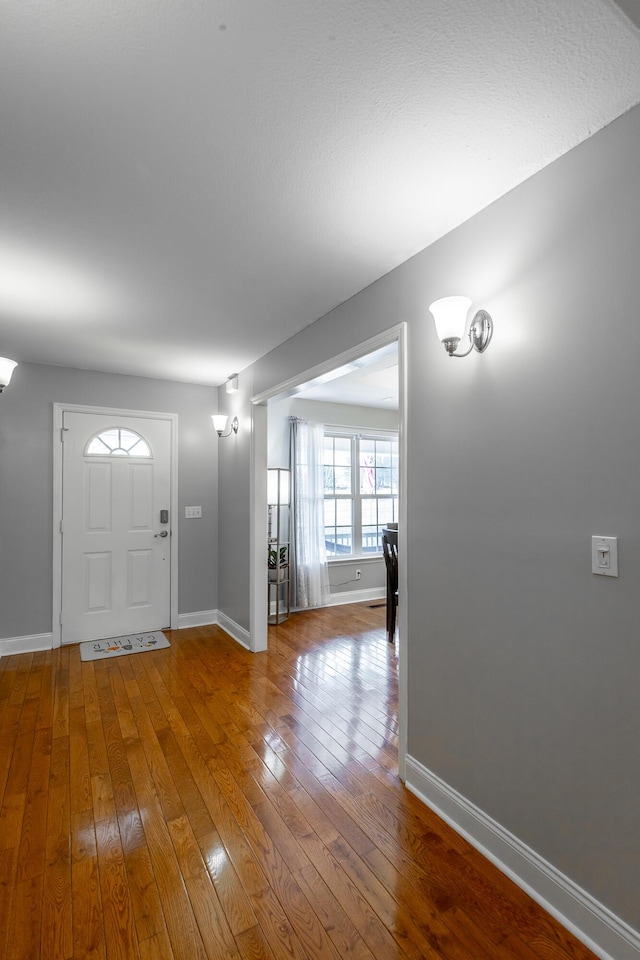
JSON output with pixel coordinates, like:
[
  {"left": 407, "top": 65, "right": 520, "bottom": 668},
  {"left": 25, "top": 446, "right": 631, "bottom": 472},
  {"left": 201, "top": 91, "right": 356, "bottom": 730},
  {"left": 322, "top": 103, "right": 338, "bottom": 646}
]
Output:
[
  {"left": 215, "top": 612, "right": 252, "bottom": 651},
  {"left": 177, "top": 610, "right": 218, "bottom": 629},
  {"left": 267, "top": 588, "right": 384, "bottom": 617},
  {"left": 0, "top": 632, "right": 54, "bottom": 657},
  {"left": 405, "top": 755, "right": 640, "bottom": 960},
  {"left": 324, "top": 587, "right": 385, "bottom": 607},
  {"left": 178, "top": 609, "right": 252, "bottom": 651},
  {"left": 0, "top": 612, "right": 243, "bottom": 657}
]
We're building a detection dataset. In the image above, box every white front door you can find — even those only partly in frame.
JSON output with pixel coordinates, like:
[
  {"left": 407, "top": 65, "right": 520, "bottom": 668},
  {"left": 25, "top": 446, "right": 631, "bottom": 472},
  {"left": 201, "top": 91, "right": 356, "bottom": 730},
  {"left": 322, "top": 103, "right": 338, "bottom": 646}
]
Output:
[{"left": 61, "top": 411, "right": 172, "bottom": 644}]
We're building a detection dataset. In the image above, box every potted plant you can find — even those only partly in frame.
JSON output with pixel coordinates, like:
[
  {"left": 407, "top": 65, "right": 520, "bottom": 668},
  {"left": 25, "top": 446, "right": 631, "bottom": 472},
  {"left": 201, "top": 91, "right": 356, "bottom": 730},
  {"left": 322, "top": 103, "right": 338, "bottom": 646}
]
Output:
[{"left": 268, "top": 546, "right": 289, "bottom": 581}]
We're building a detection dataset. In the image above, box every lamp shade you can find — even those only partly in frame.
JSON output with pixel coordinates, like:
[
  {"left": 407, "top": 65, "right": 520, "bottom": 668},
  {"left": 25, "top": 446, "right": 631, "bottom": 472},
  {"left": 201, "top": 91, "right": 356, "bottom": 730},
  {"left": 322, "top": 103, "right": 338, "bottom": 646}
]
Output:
[
  {"left": 429, "top": 296, "right": 471, "bottom": 342},
  {"left": 211, "top": 414, "right": 228, "bottom": 434},
  {"left": 0, "top": 357, "right": 17, "bottom": 389},
  {"left": 267, "top": 468, "right": 290, "bottom": 505}
]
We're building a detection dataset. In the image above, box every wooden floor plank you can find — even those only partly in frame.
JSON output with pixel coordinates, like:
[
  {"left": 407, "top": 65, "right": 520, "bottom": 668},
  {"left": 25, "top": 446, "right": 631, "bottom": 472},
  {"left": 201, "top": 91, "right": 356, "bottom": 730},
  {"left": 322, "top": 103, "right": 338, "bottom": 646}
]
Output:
[
  {"left": 71, "top": 854, "right": 106, "bottom": 960},
  {"left": 17, "top": 725, "right": 51, "bottom": 883},
  {"left": 69, "top": 706, "right": 93, "bottom": 816},
  {"left": 94, "top": 816, "right": 141, "bottom": 960},
  {"left": 41, "top": 736, "right": 73, "bottom": 960},
  {"left": 0, "top": 838, "right": 22, "bottom": 960},
  {"left": 5, "top": 873, "right": 44, "bottom": 960},
  {"left": 124, "top": 844, "right": 167, "bottom": 943},
  {"left": 0, "top": 606, "right": 600, "bottom": 960},
  {"left": 138, "top": 930, "right": 175, "bottom": 960},
  {"left": 123, "top": 735, "right": 209, "bottom": 960},
  {"left": 234, "top": 924, "right": 278, "bottom": 960}
]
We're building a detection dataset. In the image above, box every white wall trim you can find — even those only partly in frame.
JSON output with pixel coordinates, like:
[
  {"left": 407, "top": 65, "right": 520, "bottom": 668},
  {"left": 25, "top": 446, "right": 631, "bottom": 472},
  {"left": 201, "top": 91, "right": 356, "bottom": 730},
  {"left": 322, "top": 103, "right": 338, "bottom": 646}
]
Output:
[
  {"left": 178, "top": 609, "right": 252, "bottom": 651},
  {"left": 250, "top": 403, "right": 269, "bottom": 652},
  {"left": 268, "top": 591, "right": 384, "bottom": 616},
  {"left": 250, "top": 321, "right": 408, "bottom": 780},
  {"left": 216, "top": 612, "right": 252, "bottom": 651},
  {"left": 177, "top": 610, "right": 218, "bottom": 629},
  {"left": 0, "top": 633, "right": 54, "bottom": 657},
  {"left": 0, "top": 613, "right": 251, "bottom": 658},
  {"left": 324, "top": 588, "right": 385, "bottom": 607},
  {"left": 405, "top": 755, "right": 640, "bottom": 960}
]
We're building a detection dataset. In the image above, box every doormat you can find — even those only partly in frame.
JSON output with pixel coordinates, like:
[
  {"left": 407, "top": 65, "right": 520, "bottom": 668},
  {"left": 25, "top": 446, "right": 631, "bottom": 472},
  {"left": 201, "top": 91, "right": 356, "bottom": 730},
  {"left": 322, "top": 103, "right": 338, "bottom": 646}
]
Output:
[{"left": 79, "top": 631, "right": 170, "bottom": 662}]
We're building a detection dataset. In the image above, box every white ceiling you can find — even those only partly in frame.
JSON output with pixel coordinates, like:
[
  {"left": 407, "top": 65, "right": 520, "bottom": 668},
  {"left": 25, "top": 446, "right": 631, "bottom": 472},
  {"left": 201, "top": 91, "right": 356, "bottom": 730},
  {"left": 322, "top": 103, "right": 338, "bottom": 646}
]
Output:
[
  {"left": 292, "top": 342, "right": 399, "bottom": 409},
  {"left": 2, "top": 0, "right": 640, "bottom": 386}
]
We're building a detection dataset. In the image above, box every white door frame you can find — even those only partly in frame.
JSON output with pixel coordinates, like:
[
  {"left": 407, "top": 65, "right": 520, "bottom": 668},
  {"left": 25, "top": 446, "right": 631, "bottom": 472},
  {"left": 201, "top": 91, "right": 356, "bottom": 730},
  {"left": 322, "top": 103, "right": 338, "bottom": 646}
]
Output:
[
  {"left": 52, "top": 403, "right": 179, "bottom": 648},
  {"left": 249, "top": 322, "right": 408, "bottom": 781}
]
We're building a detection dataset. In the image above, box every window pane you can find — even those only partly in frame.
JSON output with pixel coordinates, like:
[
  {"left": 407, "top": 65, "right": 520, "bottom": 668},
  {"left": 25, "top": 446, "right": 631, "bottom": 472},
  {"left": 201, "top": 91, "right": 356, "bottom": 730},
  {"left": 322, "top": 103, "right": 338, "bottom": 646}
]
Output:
[
  {"left": 361, "top": 498, "right": 377, "bottom": 525},
  {"left": 334, "top": 466, "right": 351, "bottom": 493},
  {"left": 362, "top": 526, "right": 380, "bottom": 553},
  {"left": 359, "top": 438, "right": 375, "bottom": 463},
  {"left": 376, "top": 467, "right": 392, "bottom": 493},
  {"left": 336, "top": 499, "right": 352, "bottom": 525},
  {"left": 324, "top": 430, "right": 397, "bottom": 558},
  {"left": 99, "top": 429, "right": 120, "bottom": 449},
  {"left": 335, "top": 527, "right": 352, "bottom": 554},
  {"left": 378, "top": 498, "right": 394, "bottom": 524},
  {"left": 375, "top": 440, "right": 392, "bottom": 465},
  {"left": 324, "top": 499, "right": 336, "bottom": 526},
  {"left": 323, "top": 465, "right": 335, "bottom": 494},
  {"left": 360, "top": 464, "right": 376, "bottom": 495},
  {"left": 334, "top": 436, "right": 351, "bottom": 465},
  {"left": 86, "top": 436, "right": 111, "bottom": 455},
  {"left": 325, "top": 530, "right": 337, "bottom": 556},
  {"left": 86, "top": 427, "right": 151, "bottom": 458},
  {"left": 324, "top": 435, "right": 334, "bottom": 457}
]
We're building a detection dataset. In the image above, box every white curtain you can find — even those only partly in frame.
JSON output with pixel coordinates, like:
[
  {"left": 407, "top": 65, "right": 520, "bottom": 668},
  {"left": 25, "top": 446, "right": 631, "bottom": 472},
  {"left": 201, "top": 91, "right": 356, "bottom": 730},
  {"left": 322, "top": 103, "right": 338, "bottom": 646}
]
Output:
[{"left": 289, "top": 417, "right": 329, "bottom": 608}]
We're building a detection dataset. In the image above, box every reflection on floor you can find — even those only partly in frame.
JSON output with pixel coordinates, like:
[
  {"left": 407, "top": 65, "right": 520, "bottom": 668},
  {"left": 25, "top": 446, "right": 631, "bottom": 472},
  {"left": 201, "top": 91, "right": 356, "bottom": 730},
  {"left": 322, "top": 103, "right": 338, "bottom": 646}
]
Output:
[{"left": 0, "top": 603, "right": 595, "bottom": 959}]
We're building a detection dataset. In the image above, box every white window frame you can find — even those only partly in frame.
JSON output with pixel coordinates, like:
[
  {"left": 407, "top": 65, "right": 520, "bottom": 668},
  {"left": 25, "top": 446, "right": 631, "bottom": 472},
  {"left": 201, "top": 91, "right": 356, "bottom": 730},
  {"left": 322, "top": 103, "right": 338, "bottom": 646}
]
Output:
[{"left": 324, "top": 426, "right": 399, "bottom": 560}]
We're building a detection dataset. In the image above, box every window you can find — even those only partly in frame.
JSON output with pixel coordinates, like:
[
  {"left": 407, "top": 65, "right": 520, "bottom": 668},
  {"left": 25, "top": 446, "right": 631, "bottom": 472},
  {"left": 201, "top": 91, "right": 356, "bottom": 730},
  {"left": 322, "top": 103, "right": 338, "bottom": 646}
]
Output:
[
  {"left": 323, "top": 430, "right": 398, "bottom": 557},
  {"left": 85, "top": 427, "right": 152, "bottom": 458}
]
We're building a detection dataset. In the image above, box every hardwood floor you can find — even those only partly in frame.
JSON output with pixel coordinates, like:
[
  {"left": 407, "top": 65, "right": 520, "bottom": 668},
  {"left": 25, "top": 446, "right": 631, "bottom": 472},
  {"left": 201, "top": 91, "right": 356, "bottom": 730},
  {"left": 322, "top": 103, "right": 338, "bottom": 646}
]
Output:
[{"left": 0, "top": 603, "right": 596, "bottom": 960}]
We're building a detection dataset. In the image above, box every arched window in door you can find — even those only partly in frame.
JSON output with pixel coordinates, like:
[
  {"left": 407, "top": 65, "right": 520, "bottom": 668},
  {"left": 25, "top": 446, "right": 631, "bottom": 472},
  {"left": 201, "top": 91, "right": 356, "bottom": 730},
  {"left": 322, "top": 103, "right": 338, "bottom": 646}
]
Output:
[{"left": 85, "top": 427, "right": 152, "bottom": 458}]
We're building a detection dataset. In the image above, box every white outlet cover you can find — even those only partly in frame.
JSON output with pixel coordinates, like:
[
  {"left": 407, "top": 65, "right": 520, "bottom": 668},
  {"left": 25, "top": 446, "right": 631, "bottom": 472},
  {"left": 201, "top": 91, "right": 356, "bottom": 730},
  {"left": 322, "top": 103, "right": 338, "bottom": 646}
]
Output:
[{"left": 592, "top": 535, "right": 618, "bottom": 577}]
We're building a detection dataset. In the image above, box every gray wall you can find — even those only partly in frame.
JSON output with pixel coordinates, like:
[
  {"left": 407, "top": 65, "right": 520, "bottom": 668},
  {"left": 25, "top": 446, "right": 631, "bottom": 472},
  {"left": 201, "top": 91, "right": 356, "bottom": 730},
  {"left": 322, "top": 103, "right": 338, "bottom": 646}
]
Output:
[
  {"left": 0, "top": 362, "right": 218, "bottom": 639},
  {"left": 267, "top": 396, "right": 398, "bottom": 468},
  {"left": 217, "top": 104, "right": 640, "bottom": 930}
]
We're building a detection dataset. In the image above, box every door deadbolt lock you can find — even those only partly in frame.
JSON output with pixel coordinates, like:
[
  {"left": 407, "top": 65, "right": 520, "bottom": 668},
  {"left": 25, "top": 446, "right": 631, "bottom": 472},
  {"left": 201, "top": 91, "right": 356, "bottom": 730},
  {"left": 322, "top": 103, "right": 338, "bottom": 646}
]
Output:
[
  {"left": 154, "top": 530, "right": 169, "bottom": 538},
  {"left": 160, "top": 509, "right": 169, "bottom": 524}
]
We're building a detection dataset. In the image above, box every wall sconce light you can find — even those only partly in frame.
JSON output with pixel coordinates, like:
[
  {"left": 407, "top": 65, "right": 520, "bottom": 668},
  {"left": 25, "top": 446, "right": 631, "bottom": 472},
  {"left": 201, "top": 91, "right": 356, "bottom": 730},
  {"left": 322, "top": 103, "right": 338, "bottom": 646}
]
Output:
[
  {"left": 0, "top": 357, "right": 18, "bottom": 393},
  {"left": 226, "top": 374, "right": 239, "bottom": 394},
  {"left": 429, "top": 296, "right": 493, "bottom": 358},
  {"left": 211, "top": 415, "right": 239, "bottom": 438}
]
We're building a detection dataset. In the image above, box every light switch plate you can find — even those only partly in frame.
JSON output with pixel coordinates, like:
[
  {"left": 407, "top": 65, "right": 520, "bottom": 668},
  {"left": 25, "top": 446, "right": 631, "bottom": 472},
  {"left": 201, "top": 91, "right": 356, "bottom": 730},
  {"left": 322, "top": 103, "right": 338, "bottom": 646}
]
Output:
[
  {"left": 185, "top": 506, "right": 202, "bottom": 519},
  {"left": 592, "top": 536, "right": 618, "bottom": 577}
]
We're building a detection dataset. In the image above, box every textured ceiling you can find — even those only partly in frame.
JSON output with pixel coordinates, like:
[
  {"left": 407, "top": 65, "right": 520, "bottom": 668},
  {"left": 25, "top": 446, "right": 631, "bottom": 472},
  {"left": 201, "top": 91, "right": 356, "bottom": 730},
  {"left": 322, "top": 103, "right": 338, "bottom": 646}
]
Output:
[{"left": 2, "top": 0, "right": 640, "bottom": 385}]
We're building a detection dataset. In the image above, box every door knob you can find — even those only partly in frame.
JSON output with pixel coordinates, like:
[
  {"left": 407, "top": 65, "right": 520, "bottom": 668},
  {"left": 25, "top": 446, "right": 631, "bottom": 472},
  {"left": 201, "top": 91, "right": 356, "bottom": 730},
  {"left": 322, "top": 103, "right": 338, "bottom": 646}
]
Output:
[{"left": 154, "top": 530, "right": 169, "bottom": 538}]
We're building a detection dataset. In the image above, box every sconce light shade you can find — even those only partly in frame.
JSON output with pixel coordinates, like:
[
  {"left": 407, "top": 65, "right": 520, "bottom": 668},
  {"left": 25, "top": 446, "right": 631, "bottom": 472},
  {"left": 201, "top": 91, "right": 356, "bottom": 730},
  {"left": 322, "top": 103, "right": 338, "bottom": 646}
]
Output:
[
  {"left": 429, "top": 296, "right": 471, "bottom": 343},
  {"left": 429, "top": 296, "right": 493, "bottom": 358},
  {"left": 0, "top": 357, "right": 18, "bottom": 393},
  {"left": 212, "top": 415, "right": 228, "bottom": 434},
  {"left": 267, "top": 468, "right": 290, "bottom": 505},
  {"left": 211, "top": 414, "right": 239, "bottom": 437}
]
